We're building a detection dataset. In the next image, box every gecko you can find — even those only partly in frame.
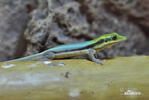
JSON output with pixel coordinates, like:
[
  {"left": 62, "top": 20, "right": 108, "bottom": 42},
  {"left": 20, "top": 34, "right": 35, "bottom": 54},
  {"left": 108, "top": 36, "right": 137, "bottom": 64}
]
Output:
[{"left": 6, "top": 32, "right": 127, "bottom": 64}]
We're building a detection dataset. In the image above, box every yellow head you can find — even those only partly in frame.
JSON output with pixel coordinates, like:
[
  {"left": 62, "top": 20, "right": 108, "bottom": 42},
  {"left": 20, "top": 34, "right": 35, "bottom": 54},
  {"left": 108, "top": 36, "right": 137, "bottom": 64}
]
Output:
[{"left": 92, "top": 32, "right": 127, "bottom": 51}]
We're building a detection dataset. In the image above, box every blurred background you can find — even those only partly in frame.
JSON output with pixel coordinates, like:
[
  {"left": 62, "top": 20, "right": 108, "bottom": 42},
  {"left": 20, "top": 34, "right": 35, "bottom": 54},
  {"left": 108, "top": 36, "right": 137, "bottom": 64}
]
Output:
[{"left": 0, "top": 0, "right": 149, "bottom": 61}]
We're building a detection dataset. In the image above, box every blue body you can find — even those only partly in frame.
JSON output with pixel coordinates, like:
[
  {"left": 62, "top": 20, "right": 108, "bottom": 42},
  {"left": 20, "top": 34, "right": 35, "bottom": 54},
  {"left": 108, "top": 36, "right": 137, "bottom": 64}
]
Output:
[
  {"left": 7, "top": 40, "right": 93, "bottom": 62},
  {"left": 47, "top": 40, "right": 92, "bottom": 53}
]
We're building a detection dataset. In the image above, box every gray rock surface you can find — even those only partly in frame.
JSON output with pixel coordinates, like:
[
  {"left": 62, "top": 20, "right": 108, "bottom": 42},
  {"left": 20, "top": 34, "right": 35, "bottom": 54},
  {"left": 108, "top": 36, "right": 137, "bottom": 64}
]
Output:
[
  {"left": 104, "top": 0, "right": 149, "bottom": 36},
  {"left": 24, "top": 0, "right": 147, "bottom": 58},
  {"left": 1, "top": 0, "right": 149, "bottom": 61},
  {"left": 0, "top": 0, "right": 37, "bottom": 61}
]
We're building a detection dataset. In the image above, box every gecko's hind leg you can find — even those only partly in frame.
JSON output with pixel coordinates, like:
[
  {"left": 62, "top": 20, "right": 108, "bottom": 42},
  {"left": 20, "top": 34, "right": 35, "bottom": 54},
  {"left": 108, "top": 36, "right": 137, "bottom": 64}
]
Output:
[
  {"left": 41, "top": 52, "right": 65, "bottom": 66},
  {"left": 88, "top": 48, "right": 103, "bottom": 65},
  {"left": 38, "top": 52, "right": 56, "bottom": 60}
]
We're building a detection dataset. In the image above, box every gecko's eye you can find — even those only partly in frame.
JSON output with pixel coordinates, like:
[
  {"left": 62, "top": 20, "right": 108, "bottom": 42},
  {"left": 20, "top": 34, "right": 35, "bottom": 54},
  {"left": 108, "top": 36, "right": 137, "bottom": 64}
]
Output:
[
  {"left": 112, "top": 35, "right": 117, "bottom": 40},
  {"left": 105, "top": 39, "right": 108, "bottom": 42}
]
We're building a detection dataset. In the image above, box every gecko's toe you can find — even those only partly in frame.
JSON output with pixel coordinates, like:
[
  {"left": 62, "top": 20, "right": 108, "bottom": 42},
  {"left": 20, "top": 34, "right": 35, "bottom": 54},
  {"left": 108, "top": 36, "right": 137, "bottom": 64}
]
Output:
[
  {"left": 42, "top": 52, "right": 55, "bottom": 59},
  {"left": 94, "top": 59, "right": 103, "bottom": 65}
]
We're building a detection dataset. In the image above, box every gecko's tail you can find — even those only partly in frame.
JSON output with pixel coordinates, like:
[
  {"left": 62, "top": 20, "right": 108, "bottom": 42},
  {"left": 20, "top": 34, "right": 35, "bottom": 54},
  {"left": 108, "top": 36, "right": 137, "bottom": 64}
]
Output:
[{"left": 5, "top": 52, "right": 43, "bottom": 62}]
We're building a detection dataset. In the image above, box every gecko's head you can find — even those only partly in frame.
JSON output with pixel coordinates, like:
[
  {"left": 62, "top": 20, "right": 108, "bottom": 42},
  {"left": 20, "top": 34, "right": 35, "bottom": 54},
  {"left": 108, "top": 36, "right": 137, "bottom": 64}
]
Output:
[{"left": 92, "top": 32, "right": 127, "bottom": 50}]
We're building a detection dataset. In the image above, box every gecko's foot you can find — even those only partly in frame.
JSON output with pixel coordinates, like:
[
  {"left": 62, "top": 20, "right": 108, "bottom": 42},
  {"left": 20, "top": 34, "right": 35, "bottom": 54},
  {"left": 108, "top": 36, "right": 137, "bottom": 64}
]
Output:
[
  {"left": 38, "top": 58, "right": 49, "bottom": 61},
  {"left": 42, "top": 52, "right": 55, "bottom": 59},
  {"left": 88, "top": 48, "right": 103, "bottom": 65},
  {"left": 93, "top": 59, "right": 103, "bottom": 65}
]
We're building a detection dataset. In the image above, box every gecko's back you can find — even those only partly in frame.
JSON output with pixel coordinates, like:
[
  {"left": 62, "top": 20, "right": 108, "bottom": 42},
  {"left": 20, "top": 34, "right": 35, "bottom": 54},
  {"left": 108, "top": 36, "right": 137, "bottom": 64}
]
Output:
[{"left": 48, "top": 40, "right": 92, "bottom": 53}]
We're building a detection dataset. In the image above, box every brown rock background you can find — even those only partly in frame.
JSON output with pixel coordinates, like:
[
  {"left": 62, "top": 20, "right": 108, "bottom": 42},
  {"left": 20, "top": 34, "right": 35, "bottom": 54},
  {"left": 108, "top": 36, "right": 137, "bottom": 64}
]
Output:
[{"left": 0, "top": 0, "right": 149, "bottom": 61}]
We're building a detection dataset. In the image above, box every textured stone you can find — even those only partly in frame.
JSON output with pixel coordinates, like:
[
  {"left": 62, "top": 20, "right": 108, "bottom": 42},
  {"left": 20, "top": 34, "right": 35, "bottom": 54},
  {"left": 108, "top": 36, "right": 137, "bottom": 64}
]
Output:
[
  {"left": 24, "top": 0, "right": 147, "bottom": 58},
  {"left": 103, "top": 0, "right": 149, "bottom": 37},
  {"left": 0, "top": 56, "right": 149, "bottom": 99},
  {"left": 0, "top": 0, "right": 37, "bottom": 61},
  {"left": 77, "top": 0, "right": 146, "bottom": 58},
  {"left": 1, "top": 0, "right": 149, "bottom": 61},
  {"left": 24, "top": 0, "right": 93, "bottom": 56}
]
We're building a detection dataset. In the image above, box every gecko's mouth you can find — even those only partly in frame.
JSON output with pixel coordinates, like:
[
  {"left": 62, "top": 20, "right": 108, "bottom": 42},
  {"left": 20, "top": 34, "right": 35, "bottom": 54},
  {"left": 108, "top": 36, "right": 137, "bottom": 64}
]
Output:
[
  {"left": 95, "top": 42, "right": 117, "bottom": 52},
  {"left": 106, "top": 42, "right": 118, "bottom": 48},
  {"left": 105, "top": 36, "right": 127, "bottom": 48},
  {"left": 96, "top": 40, "right": 124, "bottom": 52}
]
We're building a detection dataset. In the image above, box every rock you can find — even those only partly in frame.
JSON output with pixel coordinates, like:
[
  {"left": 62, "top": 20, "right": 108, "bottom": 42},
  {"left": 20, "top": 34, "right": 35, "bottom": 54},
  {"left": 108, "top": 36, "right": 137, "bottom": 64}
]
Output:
[
  {"left": 0, "top": 56, "right": 149, "bottom": 99},
  {"left": 24, "top": 0, "right": 92, "bottom": 55},
  {"left": 0, "top": 0, "right": 37, "bottom": 61},
  {"left": 103, "top": 0, "right": 149, "bottom": 37},
  {"left": 24, "top": 0, "right": 147, "bottom": 58},
  {"left": 1, "top": 0, "right": 149, "bottom": 61}
]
